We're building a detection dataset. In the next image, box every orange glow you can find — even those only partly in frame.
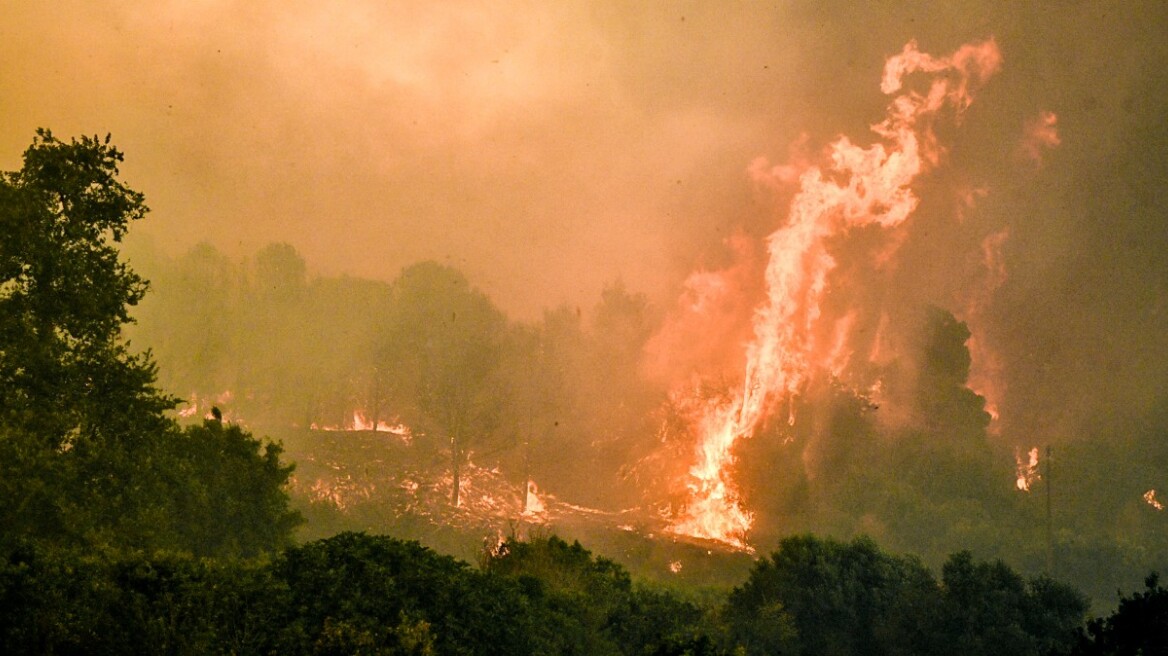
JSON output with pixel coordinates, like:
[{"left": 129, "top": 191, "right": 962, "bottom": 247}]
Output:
[
  {"left": 963, "top": 228, "right": 1010, "bottom": 432},
  {"left": 824, "top": 311, "right": 859, "bottom": 378},
  {"left": 1144, "top": 489, "right": 1164, "bottom": 511},
  {"left": 1015, "top": 447, "right": 1040, "bottom": 491},
  {"left": 305, "top": 475, "right": 375, "bottom": 511},
  {"left": 311, "top": 411, "right": 413, "bottom": 441},
  {"left": 176, "top": 396, "right": 199, "bottom": 419},
  {"left": 1019, "top": 110, "right": 1061, "bottom": 166},
  {"left": 666, "top": 39, "right": 1002, "bottom": 549},
  {"left": 523, "top": 479, "right": 547, "bottom": 516},
  {"left": 643, "top": 232, "right": 761, "bottom": 385},
  {"left": 176, "top": 390, "right": 239, "bottom": 422}
]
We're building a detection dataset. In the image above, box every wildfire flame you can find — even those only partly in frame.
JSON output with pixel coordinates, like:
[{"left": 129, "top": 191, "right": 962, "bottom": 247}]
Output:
[
  {"left": 1144, "top": 489, "right": 1164, "bottom": 511},
  {"left": 311, "top": 411, "right": 412, "bottom": 442},
  {"left": 1020, "top": 110, "right": 1061, "bottom": 167},
  {"left": 176, "top": 390, "right": 239, "bottom": 422},
  {"left": 304, "top": 474, "right": 375, "bottom": 511},
  {"left": 667, "top": 39, "right": 1003, "bottom": 548},
  {"left": 523, "top": 480, "right": 547, "bottom": 516},
  {"left": 1015, "top": 446, "right": 1040, "bottom": 491},
  {"left": 963, "top": 229, "right": 1011, "bottom": 433}
]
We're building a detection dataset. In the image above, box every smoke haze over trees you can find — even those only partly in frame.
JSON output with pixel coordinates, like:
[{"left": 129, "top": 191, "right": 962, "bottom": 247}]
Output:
[
  {"left": 123, "top": 235, "right": 1168, "bottom": 609},
  {"left": 3, "top": 1, "right": 1165, "bottom": 452},
  {"left": 4, "top": 1, "right": 1168, "bottom": 651}
]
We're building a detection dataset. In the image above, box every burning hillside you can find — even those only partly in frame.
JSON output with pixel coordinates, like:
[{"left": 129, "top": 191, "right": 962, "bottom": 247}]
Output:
[
  {"left": 123, "top": 19, "right": 1168, "bottom": 605},
  {"left": 648, "top": 39, "right": 1023, "bottom": 549},
  {"left": 160, "top": 39, "right": 1048, "bottom": 558}
]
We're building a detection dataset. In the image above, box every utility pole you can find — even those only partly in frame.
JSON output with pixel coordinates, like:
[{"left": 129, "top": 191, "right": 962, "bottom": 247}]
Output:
[{"left": 1045, "top": 444, "right": 1054, "bottom": 575}]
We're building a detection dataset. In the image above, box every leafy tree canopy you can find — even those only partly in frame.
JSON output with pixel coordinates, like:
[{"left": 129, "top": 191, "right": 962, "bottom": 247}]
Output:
[
  {"left": 0, "top": 129, "right": 172, "bottom": 448},
  {"left": 0, "top": 130, "right": 299, "bottom": 556}
]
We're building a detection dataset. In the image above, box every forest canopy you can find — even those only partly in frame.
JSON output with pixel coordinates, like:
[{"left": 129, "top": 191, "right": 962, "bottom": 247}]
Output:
[{"left": 0, "top": 130, "right": 300, "bottom": 556}]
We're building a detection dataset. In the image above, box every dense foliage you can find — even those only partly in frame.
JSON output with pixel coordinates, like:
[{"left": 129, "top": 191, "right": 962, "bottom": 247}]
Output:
[
  {"left": 1067, "top": 573, "right": 1168, "bottom": 656},
  {"left": 726, "top": 535, "right": 1087, "bottom": 656},
  {"left": 0, "top": 130, "right": 300, "bottom": 556},
  {"left": 1, "top": 531, "right": 1136, "bottom": 656}
]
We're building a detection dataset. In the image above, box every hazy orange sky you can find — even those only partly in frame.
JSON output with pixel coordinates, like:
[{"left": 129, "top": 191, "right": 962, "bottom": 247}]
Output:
[{"left": 4, "top": 1, "right": 1167, "bottom": 442}]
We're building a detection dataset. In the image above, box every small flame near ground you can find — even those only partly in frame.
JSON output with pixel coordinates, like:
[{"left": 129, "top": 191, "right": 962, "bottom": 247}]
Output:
[
  {"left": 177, "top": 390, "right": 240, "bottom": 423},
  {"left": 666, "top": 39, "right": 1004, "bottom": 550},
  {"left": 311, "top": 410, "right": 412, "bottom": 442},
  {"left": 523, "top": 480, "right": 547, "bottom": 516},
  {"left": 1144, "top": 489, "right": 1164, "bottom": 511}
]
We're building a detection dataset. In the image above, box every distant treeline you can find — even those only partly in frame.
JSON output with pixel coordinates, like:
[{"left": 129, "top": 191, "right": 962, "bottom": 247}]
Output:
[{"left": 126, "top": 236, "right": 667, "bottom": 513}]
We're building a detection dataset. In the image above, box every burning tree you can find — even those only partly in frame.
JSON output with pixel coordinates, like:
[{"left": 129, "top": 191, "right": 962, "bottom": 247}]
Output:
[{"left": 661, "top": 39, "right": 1005, "bottom": 549}]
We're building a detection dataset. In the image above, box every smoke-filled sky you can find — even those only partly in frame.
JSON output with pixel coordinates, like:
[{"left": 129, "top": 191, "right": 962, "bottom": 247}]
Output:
[{"left": 3, "top": 1, "right": 1167, "bottom": 444}]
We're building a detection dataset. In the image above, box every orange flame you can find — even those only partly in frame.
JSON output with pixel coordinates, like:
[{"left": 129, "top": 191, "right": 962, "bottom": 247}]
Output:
[
  {"left": 1015, "top": 447, "right": 1040, "bottom": 491},
  {"left": 523, "top": 480, "right": 547, "bottom": 516},
  {"left": 311, "top": 411, "right": 412, "bottom": 441},
  {"left": 964, "top": 228, "right": 1010, "bottom": 432},
  {"left": 176, "top": 390, "right": 239, "bottom": 422},
  {"left": 1019, "top": 110, "right": 1060, "bottom": 167},
  {"left": 667, "top": 40, "right": 1002, "bottom": 549},
  {"left": 1144, "top": 489, "right": 1164, "bottom": 511},
  {"left": 177, "top": 399, "right": 200, "bottom": 419}
]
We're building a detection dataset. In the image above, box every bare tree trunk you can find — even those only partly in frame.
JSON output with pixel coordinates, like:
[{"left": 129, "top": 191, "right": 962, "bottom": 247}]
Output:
[
  {"left": 522, "top": 435, "right": 530, "bottom": 512},
  {"left": 450, "top": 434, "right": 461, "bottom": 507},
  {"left": 369, "top": 369, "right": 381, "bottom": 431}
]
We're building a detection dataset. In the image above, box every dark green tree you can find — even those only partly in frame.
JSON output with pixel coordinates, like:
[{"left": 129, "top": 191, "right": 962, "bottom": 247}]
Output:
[
  {"left": 160, "top": 419, "right": 302, "bottom": 557},
  {"left": 0, "top": 131, "right": 301, "bottom": 556},
  {"left": 0, "top": 129, "right": 172, "bottom": 449},
  {"left": 726, "top": 534, "right": 938, "bottom": 656},
  {"left": 378, "top": 262, "right": 509, "bottom": 507},
  {"left": 1066, "top": 572, "right": 1168, "bottom": 655},
  {"left": 484, "top": 535, "right": 723, "bottom": 656},
  {"left": 936, "top": 551, "right": 1087, "bottom": 656},
  {"left": 0, "top": 130, "right": 174, "bottom": 547},
  {"left": 273, "top": 532, "right": 537, "bottom": 655}
]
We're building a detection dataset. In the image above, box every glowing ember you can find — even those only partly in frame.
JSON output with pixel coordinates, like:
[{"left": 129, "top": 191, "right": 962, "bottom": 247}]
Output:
[
  {"left": 1015, "top": 447, "right": 1040, "bottom": 491},
  {"left": 668, "top": 39, "right": 1002, "bottom": 549},
  {"left": 483, "top": 530, "right": 507, "bottom": 559},
  {"left": 1144, "top": 489, "right": 1164, "bottom": 511}
]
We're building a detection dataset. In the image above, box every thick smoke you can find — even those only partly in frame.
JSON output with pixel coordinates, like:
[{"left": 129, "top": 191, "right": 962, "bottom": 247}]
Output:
[{"left": 9, "top": 0, "right": 1168, "bottom": 604}]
